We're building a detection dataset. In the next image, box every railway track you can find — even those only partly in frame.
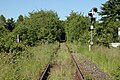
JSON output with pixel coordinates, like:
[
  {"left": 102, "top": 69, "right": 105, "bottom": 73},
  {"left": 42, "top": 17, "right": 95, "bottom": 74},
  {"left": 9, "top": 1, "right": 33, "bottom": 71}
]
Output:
[
  {"left": 39, "top": 43, "right": 60, "bottom": 80},
  {"left": 66, "top": 44, "right": 84, "bottom": 80},
  {"left": 39, "top": 43, "right": 84, "bottom": 80},
  {"left": 66, "top": 44, "right": 113, "bottom": 80},
  {"left": 70, "top": 52, "right": 84, "bottom": 80},
  {"left": 39, "top": 43, "right": 112, "bottom": 80},
  {"left": 39, "top": 64, "right": 51, "bottom": 80}
]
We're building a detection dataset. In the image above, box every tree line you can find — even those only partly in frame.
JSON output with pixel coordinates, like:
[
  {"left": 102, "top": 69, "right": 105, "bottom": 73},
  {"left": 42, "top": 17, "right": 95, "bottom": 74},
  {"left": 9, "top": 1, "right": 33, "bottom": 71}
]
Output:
[{"left": 0, "top": 0, "right": 120, "bottom": 53}]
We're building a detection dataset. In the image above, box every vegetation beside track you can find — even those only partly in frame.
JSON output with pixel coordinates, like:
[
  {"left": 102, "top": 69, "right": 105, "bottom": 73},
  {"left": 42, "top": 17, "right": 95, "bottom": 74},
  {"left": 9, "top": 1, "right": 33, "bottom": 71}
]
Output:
[
  {"left": 67, "top": 41, "right": 120, "bottom": 80},
  {"left": 0, "top": 1, "right": 120, "bottom": 79},
  {"left": 0, "top": 42, "right": 59, "bottom": 80}
]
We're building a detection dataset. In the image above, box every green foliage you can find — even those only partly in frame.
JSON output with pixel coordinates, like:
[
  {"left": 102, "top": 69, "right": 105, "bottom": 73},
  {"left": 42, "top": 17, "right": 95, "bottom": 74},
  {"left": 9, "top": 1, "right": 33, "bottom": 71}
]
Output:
[
  {"left": 0, "top": 28, "right": 25, "bottom": 53},
  {"left": 0, "top": 26, "right": 9, "bottom": 52},
  {"left": 49, "top": 43, "right": 74, "bottom": 80},
  {"left": 15, "top": 10, "right": 62, "bottom": 45},
  {"left": 13, "top": 25, "right": 37, "bottom": 46},
  {"left": 95, "top": 20, "right": 120, "bottom": 47},
  {"left": 0, "top": 15, "right": 6, "bottom": 26},
  {"left": 10, "top": 43, "right": 25, "bottom": 52},
  {"left": 68, "top": 42, "right": 120, "bottom": 79},
  {"left": 0, "top": 43, "right": 59, "bottom": 80},
  {"left": 64, "top": 11, "right": 90, "bottom": 43},
  {"left": 99, "top": 0, "right": 120, "bottom": 22},
  {"left": 98, "top": 0, "right": 120, "bottom": 46},
  {"left": 112, "top": 66, "right": 120, "bottom": 80},
  {"left": 1, "top": 33, "right": 25, "bottom": 53},
  {"left": 0, "top": 25, "right": 8, "bottom": 37},
  {"left": 0, "top": 15, "right": 7, "bottom": 45},
  {"left": 28, "top": 10, "right": 62, "bottom": 43},
  {"left": 17, "top": 15, "right": 24, "bottom": 22},
  {"left": 0, "top": 10, "right": 63, "bottom": 52},
  {"left": 4, "top": 18, "right": 15, "bottom": 32}
]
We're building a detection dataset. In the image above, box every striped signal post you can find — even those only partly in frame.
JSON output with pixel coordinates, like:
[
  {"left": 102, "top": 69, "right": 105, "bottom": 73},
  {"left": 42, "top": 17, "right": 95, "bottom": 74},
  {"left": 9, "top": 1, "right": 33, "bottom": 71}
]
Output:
[{"left": 88, "top": 7, "right": 97, "bottom": 51}]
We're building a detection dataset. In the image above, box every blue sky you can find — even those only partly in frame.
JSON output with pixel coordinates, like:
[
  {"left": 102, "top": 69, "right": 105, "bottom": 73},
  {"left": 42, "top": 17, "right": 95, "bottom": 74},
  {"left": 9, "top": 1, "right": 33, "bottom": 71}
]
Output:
[{"left": 0, "top": 0, "right": 107, "bottom": 20}]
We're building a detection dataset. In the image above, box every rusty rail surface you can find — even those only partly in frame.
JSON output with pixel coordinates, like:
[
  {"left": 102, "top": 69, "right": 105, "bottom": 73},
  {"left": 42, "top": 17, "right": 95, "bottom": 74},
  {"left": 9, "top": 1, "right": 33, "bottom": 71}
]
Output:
[
  {"left": 70, "top": 52, "right": 84, "bottom": 80},
  {"left": 39, "top": 43, "right": 60, "bottom": 80},
  {"left": 66, "top": 44, "right": 84, "bottom": 80},
  {"left": 39, "top": 64, "right": 51, "bottom": 80},
  {"left": 39, "top": 43, "right": 84, "bottom": 80}
]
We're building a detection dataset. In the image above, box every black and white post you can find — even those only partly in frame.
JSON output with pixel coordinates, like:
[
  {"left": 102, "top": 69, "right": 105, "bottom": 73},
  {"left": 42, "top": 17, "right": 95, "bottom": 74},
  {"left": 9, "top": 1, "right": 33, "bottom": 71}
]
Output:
[{"left": 88, "top": 7, "right": 97, "bottom": 51}]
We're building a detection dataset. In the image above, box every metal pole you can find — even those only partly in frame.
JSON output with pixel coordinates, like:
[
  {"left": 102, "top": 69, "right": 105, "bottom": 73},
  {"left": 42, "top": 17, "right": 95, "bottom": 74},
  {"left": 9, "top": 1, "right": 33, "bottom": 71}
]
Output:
[
  {"left": 90, "top": 30, "right": 92, "bottom": 51},
  {"left": 91, "top": 29, "right": 93, "bottom": 43},
  {"left": 89, "top": 44, "right": 91, "bottom": 51},
  {"left": 89, "top": 30, "right": 92, "bottom": 51},
  {"left": 89, "top": 25, "right": 94, "bottom": 51}
]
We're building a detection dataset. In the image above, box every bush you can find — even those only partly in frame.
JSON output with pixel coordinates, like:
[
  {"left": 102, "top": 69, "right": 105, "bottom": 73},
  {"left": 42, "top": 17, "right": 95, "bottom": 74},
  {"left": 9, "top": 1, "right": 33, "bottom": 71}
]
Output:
[
  {"left": 10, "top": 43, "right": 25, "bottom": 52},
  {"left": 112, "top": 66, "right": 120, "bottom": 80},
  {"left": 64, "top": 11, "right": 90, "bottom": 42}
]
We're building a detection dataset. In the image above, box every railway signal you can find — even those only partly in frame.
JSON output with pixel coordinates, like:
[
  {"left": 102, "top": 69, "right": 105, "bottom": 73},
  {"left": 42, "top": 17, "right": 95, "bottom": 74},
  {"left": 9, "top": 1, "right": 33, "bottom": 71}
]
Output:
[
  {"left": 88, "top": 7, "right": 97, "bottom": 51},
  {"left": 88, "top": 7, "right": 97, "bottom": 17}
]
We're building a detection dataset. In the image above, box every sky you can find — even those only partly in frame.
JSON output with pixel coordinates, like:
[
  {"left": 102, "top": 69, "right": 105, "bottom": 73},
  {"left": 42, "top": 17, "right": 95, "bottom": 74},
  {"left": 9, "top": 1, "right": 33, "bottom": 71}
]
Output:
[{"left": 0, "top": 0, "right": 107, "bottom": 20}]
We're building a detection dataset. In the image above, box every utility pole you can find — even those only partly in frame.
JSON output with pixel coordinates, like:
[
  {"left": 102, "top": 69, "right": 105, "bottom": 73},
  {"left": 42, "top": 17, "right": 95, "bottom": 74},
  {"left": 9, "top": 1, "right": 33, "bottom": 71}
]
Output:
[{"left": 88, "top": 7, "right": 97, "bottom": 51}]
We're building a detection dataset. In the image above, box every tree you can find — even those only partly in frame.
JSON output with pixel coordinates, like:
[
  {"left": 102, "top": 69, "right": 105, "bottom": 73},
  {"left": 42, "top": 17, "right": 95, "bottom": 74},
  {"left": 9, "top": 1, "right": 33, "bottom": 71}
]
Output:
[
  {"left": 14, "top": 10, "right": 62, "bottom": 46},
  {"left": 64, "top": 11, "right": 90, "bottom": 43},
  {"left": 5, "top": 18, "right": 15, "bottom": 32},
  {"left": 0, "top": 15, "right": 6, "bottom": 26},
  {"left": 17, "top": 15, "right": 24, "bottom": 22},
  {"left": 97, "top": 0, "right": 120, "bottom": 46},
  {"left": 0, "top": 15, "right": 7, "bottom": 36},
  {"left": 99, "top": 0, "right": 120, "bottom": 22},
  {"left": 0, "top": 15, "right": 7, "bottom": 51}
]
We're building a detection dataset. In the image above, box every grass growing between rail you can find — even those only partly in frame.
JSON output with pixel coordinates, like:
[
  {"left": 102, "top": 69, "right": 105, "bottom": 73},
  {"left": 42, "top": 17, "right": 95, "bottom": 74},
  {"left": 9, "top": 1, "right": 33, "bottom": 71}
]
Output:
[
  {"left": 67, "top": 42, "right": 120, "bottom": 80},
  {"left": 0, "top": 42, "right": 59, "bottom": 80},
  {"left": 48, "top": 43, "right": 75, "bottom": 80}
]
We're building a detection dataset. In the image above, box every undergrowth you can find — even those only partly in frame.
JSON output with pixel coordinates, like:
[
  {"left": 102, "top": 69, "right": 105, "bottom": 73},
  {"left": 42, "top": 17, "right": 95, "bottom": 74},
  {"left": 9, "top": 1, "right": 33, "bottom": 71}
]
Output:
[
  {"left": 48, "top": 43, "right": 75, "bottom": 80},
  {"left": 0, "top": 42, "right": 59, "bottom": 80},
  {"left": 67, "top": 41, "right": 120, "bottom": 80}
]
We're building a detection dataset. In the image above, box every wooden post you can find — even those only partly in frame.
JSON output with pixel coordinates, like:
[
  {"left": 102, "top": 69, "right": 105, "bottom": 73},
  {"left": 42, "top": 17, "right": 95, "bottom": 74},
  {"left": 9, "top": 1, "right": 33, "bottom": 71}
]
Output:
[{"left": 16, "top": 34, "right": 20, "bottom": 43}]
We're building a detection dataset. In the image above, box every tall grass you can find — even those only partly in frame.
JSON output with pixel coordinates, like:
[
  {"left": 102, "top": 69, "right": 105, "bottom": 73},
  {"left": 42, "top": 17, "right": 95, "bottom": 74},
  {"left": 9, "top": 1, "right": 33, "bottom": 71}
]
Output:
[
  {"left": 0, "top": 42, "right": 59, "bottom": 80},
  {"left": 67, "top": 42, "right": 120, "bottom": 79},
  {"left": 48, "top": 43, "right": 75, "bottom": 80}
]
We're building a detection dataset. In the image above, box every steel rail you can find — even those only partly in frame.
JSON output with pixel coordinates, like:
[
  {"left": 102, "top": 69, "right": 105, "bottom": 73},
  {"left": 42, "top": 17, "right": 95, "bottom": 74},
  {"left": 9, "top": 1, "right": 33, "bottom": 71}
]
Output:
[
  {"left": 39, "top": 43, "right": 60, "bottom": 80},
  {"left": 66, "top": 44, "right": 84, "bottom": 80}
]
